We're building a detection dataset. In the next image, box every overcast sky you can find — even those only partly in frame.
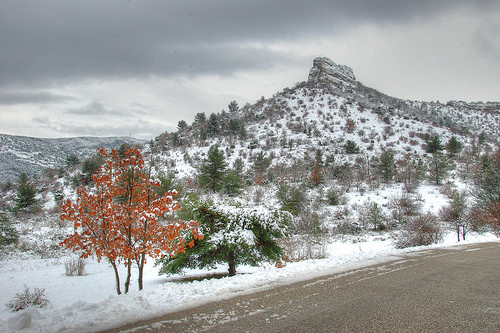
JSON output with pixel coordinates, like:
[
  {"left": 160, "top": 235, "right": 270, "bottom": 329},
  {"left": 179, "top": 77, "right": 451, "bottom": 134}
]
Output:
[{"left": 1, "top": 0, "right": 499, "bottom": 140}]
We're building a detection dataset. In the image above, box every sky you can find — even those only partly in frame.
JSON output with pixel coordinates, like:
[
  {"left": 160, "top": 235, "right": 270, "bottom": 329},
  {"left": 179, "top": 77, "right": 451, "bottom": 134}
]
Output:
[{"left": 1, "top": 0, "right": 499, "bottom": 140}]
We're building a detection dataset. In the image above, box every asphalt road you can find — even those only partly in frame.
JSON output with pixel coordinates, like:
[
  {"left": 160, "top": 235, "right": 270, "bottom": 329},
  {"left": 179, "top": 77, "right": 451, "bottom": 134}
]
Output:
[{"left": 103, "top": 242, "right": 500, "bottom": 333}]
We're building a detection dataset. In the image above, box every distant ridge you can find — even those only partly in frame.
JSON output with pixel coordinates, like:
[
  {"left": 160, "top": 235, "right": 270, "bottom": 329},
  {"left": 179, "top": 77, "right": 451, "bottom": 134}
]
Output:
[{"left": 0, "top": 134, "right": 145, "bottom": 183}]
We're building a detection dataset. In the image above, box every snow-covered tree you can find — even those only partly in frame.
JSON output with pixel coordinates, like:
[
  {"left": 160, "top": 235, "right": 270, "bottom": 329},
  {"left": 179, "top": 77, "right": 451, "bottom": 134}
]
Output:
[
  {"left": 199, "top": 144, "right": 228, "bottom": 192},
  {"left": 60, "top": 147, "right": 201, "bottom": 294},
  {"left": 157, "top": 202, "right": 292, "bottom": 276}
]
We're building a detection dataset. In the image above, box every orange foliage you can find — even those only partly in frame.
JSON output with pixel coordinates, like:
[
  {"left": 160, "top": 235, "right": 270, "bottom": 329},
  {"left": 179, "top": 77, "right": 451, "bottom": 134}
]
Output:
[{"left": 60, "top": 147, "right": 201, "bottom": 293}]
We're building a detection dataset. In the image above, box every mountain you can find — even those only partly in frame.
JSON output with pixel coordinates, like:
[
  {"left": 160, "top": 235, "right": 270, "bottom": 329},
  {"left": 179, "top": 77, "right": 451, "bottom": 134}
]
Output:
[
  {"left": 153, "top": 57, "right": 499, "bottom": 180},
  {"left": 0, "top": 134, "right": 145, "bottom": 183}
]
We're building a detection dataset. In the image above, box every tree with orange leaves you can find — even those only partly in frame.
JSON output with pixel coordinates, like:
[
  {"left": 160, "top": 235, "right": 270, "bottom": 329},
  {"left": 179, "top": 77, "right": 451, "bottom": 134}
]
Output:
[{"left": 60, "top": 147, "right": 201, "bottom": 294}]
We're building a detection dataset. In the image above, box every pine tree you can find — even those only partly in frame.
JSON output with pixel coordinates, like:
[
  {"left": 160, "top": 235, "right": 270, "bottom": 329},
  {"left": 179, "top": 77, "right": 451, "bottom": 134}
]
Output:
[
  {"left": 344, "top": 140, "right": 360, "bottom": 154},
  {"left": 428, "top": 152, "right": 449, "bottom": 185},
  {"left": 472, "top": 151, "right": 500, "bottom": 233},
  {"left": 440, "top": 190, "right": 468, "bottom": 241},
  {"left": 377, "top": 150, "right": 395, "bottom": 183},
  {"left": 426, "top": 134, "right": 444, "bottom": 154},
  {"left": 177, "top": 120, "right": 188, "bottom": 131},
  {"left": 253, "top": 151, "right": 271, "bottom": 185},
  {"left": 157, "top": 202, "right": 291, "bottom": 276},
  {"left": 199, "top": 144, "right": 228, "bottom": 192},
  {"left": 207, "top": 113, "right": 220, "bottom": 135},
  {"left": 446, "top": 136, "right": 463, "bottom": 158},
  {"left": 228, "top": 100, "right": 239, "bottom": 113},
  {"left": 15, "top": 173, "right": 37, "bottom": 210}
]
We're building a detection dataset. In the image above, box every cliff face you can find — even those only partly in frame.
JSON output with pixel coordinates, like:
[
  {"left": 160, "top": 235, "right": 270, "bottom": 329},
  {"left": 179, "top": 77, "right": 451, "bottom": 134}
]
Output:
[{"left": 307, "top": 57, "right": 356, "bottom": 89}]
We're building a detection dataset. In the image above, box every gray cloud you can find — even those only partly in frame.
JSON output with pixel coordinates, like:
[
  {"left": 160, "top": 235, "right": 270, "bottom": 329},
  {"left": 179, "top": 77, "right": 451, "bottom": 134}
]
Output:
[
  {"left": 1, "top": 0, "right": 495, "bottom": 87},
  {"left": 1, "top": 0, "right": 499, "bottom": 139},
  {"left": 32, "top": 114, "right": 164, "bottom": 140},
  {"left": 66, "top": 100, "right": 144, "bottom": 117}
]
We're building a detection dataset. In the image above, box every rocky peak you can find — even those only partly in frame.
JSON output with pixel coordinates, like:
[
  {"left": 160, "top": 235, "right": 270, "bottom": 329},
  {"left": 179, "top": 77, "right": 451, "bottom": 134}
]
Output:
[{"left": 308, "top": 57, "right": 356, "bottom": 89}]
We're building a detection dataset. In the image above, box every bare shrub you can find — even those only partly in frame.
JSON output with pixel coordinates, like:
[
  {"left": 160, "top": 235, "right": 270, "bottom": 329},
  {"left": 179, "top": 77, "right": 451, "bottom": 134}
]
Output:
[
  {"left": 64, "top": 256, "right": 86, "bottom": 276},
  {"left": 279, "top": 235, "right": 327, "bottom": 262},
  {"left": 333, "top": 220, "right": 361, "bottom": 235},
  {"left": 389, "top": 194, "right": 422, "bottom": 225},
  {"left": 395, "top": 213, "right": 443, "bottom": 249},
  {"left": 6, "top": 285, "right": 51, "bottom": 312}
]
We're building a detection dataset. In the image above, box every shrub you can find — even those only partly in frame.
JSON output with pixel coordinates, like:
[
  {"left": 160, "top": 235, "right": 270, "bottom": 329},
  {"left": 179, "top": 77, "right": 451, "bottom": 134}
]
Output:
[
  {"left": 64, "top": 256, "right": 86, "bottom": 276},
  {"left": 326, "top": 188, "right": 340, "bottom": 206},
  {"left": 344, "top": 140, "right": 360, "bottom": 154},
  {"left": 395, "top": 213, "right": 443, "bottom": 249},
  {"left": 0, "top": 213, "right": 18, "bottom": 246},
  {"left": 279, "top": 235, "right": 327, "bottom": 262},
  {"left": 276, "top": 182, "right": 306, "bottom": 216},
  {"left": 333, "top": 220, "right": 361, "bottom": 235},
  {"left": 6, "top": 285, "right": 50, "bottom": 312}
]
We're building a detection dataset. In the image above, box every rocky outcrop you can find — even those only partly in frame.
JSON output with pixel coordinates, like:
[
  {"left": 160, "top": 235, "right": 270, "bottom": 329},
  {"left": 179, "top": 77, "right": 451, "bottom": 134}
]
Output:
[{"left": 308, "top": 57, "right": 356, "bottom": 89}]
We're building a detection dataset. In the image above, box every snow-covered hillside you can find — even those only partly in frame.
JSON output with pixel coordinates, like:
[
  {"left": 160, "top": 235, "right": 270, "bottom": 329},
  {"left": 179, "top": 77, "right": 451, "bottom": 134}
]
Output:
[
  {"left": 152, "top": 57, "right": 499, "bottom": 180},
  {"left": 0, "top": 57, "right": 499, "bottom": 332},
  {"left": 0, "top": 134, "right": 145, "bottom": 183}
]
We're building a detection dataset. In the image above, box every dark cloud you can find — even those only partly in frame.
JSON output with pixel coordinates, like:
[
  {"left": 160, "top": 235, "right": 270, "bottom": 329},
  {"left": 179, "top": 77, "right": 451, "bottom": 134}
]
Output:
[{"left": 0, "top": 0, "right": 495, "bottom": 87}]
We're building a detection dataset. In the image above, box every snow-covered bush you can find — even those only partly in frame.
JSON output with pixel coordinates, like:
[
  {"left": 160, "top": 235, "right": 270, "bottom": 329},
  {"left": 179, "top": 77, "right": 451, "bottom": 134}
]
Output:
[
  {"left": 6, "top": 285, "right": 50, "bottom": 312},
  {"left": 64, "top": 256, "right": 86, "bottom": 276},
  {"left": 395, "top": 213, "right": 443, "bottom": 249},
  {"left": 157, "top": 202, "right": 292, "bottom": 276}
]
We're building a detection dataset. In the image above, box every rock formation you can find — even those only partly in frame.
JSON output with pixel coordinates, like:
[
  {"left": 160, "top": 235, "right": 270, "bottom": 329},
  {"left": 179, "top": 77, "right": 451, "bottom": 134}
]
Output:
[{"left": 308, "top": 57, "right": 356, "bottom": 89}]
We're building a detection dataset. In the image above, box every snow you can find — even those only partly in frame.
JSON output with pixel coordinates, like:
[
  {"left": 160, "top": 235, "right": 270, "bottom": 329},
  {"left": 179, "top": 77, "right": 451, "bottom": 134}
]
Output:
[{"left": 1, "top": 231, "right": 498, "bottom": 332}]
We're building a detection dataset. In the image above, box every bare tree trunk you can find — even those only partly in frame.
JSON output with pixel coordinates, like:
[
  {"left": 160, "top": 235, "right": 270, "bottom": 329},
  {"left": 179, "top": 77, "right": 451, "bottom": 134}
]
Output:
[
  {"left": 110, "top": 259, "right": 121, "bottom": 295},
  {"left": 456, "top": 225, "right": 460, "bottom": 242},
  {"left": 125, "top": 258, "right": 132, "bottom": 293},
  {"left": 137, "top": 252, "right": 146, "bottom": 291},
  {"left": 228, "top": 251, "right": 237, "bottom": 276}
]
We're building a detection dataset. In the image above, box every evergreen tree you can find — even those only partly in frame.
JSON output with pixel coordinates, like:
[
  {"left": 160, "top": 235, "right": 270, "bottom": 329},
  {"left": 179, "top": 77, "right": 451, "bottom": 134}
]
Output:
[
  {"left": 194, "top": 112, "right": 206, "bottom": 125},
  {"left": 156, "top": 202, "right": 291, "bottom": 276},
  {"left": 428, "top": 152, "right": 449, "bottom": 185},
  {"left": 207, "top": 113, "right": 220, "bottom": 135},
  {"left": 177, "top": 120, "right": 188, "bottom": 131},
  {"left": 81, "top": 154, "right": 104, "bottom": 184},
  {"left": 228, "top": 100, "right": 239, "bottom": 113},
  {"left": 478, "top": 131, "right": 487, "bottom": 145},
  {"left": 377, "top": 150, "right": 395, "bottom": 183},
  {"left": 229, "top": 119, "right": 243, "bottom": 136},
  {"left": 15, "top": 173, "right": 37, "bottom": 210},
  {"left": 233, "top": 158, "right": 245, "bottom": 175},
  {"left": 446, "top": 136, "right": 463, "bottom": 158},
  {"left": 472, "top": 151, "right": 500, "bottom": 233},
  {"left": 440, "top": 190, "right": 469, "bottom": 241},
  {"left": 0, "top": 213, "right": 18, "bottom": 245},
  {"left": 426, "top": 134, "right": 444, "bottom": 154},
  {"left": 199, "top": 144, "right": 228, "bottom": 192},
  {"left": 65, "top": 154, "right": 80, "bottom": 169},
  {"left": 253, "top": 152, "right": 271, "bottom": 185},
  {"left": 222, "top": 170, "right": 244, "bottom": 197},
  {"left": 344, "top": 140, "right": 360, "bottom": 154},
  {"left": 276, "top": 182, "right": 306, "bottom": 216}
]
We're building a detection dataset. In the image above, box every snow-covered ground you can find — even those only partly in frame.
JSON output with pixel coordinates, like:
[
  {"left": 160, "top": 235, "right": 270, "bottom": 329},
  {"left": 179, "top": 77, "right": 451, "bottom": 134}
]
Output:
[{"left": 1, "top": 230, "right": 498, "bottom": 333}]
